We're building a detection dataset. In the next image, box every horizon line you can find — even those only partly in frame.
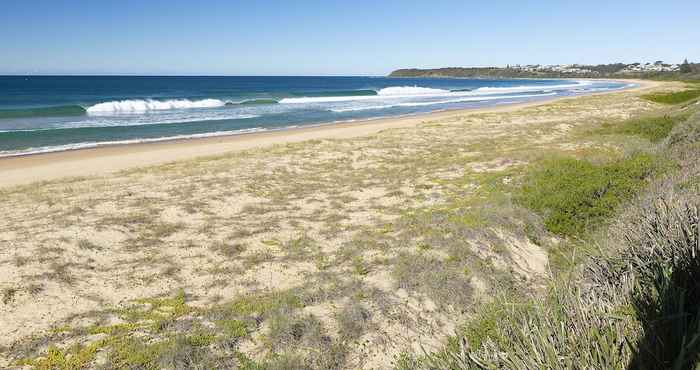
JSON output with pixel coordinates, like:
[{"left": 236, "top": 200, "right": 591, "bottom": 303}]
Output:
[{"left": 0, "top": 73, "right": 389, "bottom": 77}]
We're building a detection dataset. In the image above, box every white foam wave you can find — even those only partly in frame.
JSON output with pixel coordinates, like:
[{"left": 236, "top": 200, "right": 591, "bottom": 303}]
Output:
[
  {"left": 376, "top": 86, "right": 450, "bottom": 96},
  {"left": 400, "top": 91, "right": 556, "bottom": 105},
  {"left": 279, "top": 88, "right": 456, "bottom": 104},
  {"left": 280, "top": 82, "right": 591, "bottom": 105},
  {"left": 330, "top": 92, "right": 556, "bottom": 112},
  {"left": 62, "top": 114, "right": 260, "bottom": 129},
  {"left": 86, "top": 99, "right": 226, "bottom": 114},
  {"left": 0, "top": 127, "right": 268, "bottom": 158},
  {"left": 0, "top": 114, "right": 260, "bottom": 132},
  {"left": 473, "top": 81, "right": 592, "bottom": 94}
]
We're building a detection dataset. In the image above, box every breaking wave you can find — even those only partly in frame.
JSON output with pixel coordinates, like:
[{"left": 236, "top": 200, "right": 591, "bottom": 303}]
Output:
[
  {"left": 330, "top": 92, "right": 557, "bottom": 112},
  {"left": 86, "top": 99, "right": 227, "bottom": 113},
  {"left": 376, "top": 86, "right": 450, "bottom": 96},
  {"left": 473, "top": 81, "right": 592, "bottom": 94},
  {"left": 279, "top": 82, "right": 588, "bottom": 104}
]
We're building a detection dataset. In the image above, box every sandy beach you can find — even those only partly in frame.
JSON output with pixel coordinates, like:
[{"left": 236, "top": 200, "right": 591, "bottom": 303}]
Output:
[
  {"left": 0, "top": 79, "right": 659, "bottom": 188},
  {"left": 0, "top": 79, "right": 681, "bottom": 368}
]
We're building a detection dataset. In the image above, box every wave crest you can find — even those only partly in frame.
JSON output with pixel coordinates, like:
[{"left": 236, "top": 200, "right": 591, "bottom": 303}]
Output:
[
  {"left": 280, "top": 86, "right": 453, "bottom": 104},
  {"left": 86, "top": 99, "right": 226, "bottom": 114},
  {"left": 376, "top": 86, "right": 450, "bottom": 96},
  {"left": 473, "top": 81, "right": 592, "bottom": 94},
  {"left": 330, "top": 92, "right": 557, "bottom": 112}
]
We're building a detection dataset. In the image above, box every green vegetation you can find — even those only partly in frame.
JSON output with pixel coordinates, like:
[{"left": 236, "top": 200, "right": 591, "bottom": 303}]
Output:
[
  {"left": 389, "top": 66, "right": 577, "bottom": 78},
  {"left": 17, "top": 341, "right": 106, "bottom": 370},
  {"left": 11, "top": 290, "right": 291, "bottom": 369},
  {"left": 642, "top": 89, "right": 700, "bottom": 105},
  {"left": 10, "top": 286, "right": 373, "bottom": 369},
  {"left": 388, "top": 65, "right": 636, "bottom": 79},
  {"left": 5, "top": 84, "right": 699, "bottom": 370},
  {"left": 401, "top": 109, "right": 700, "bottom": 369},
  {"left": 681, "top": 59, "right": 693, "bottom": 74},
  {"left": 518, "top": 154, "right": 657, "bottom": 237},
  {"left": 595, "top": 113, "right": 690, "bottom": 142},
  {"left": 389, "top": 62, "right": 700, "bottom": 80},
  {"left": 624, "top": 199, "right": 700, "bottom": 369}
]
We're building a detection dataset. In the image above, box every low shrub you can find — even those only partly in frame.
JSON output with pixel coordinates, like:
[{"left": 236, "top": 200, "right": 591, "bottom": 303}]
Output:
[
  {"left": 518, "top": 153, "right": 657, "bottom": 237},
  {"left": 642, "top": 89, "right": 700, "bottom": 105},
  {"left": 596, "top": 113, "right": 690, "bottom": 142},
  {"left": 414, "top": 194, "right": 700, "bottom": 370}
]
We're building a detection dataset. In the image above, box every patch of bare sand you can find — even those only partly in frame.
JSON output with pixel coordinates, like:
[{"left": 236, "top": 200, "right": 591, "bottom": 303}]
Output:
[{"left": 0, "top": 81, "right": 678, "bottom": 368}]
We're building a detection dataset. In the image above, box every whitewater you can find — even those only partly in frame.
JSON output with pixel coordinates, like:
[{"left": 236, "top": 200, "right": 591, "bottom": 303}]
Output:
[
  {"left": 0, "top": 76, "right": 633, "bottom": 157},
  {"left": 80, "top": 81, "right": 594, "bottom": 113}
]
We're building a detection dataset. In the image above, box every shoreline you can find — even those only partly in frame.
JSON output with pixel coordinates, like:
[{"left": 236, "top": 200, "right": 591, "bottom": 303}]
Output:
[
  {"left": 0, "top": 79, "right": 658, "bottom": 188},
  {"left": 0, "top": 77, "right": 678, "bottom": 365}
]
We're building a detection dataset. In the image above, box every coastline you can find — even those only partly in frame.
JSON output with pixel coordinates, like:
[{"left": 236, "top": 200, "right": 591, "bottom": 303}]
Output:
[
  {"left": 0, "top": 77, "right": 683, "bottom": 367},
  {"left": 0, "top": 79, "right": 659, "bottom": 188}
]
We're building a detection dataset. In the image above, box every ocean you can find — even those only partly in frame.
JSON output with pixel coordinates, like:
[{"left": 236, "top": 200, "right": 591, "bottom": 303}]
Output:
[{"left": 0, "top": 76, "right": 632, "bottom": 157}]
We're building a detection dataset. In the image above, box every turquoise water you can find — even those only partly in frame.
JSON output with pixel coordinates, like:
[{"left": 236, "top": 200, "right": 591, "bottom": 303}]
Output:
[{"left": 0, "top": 76, "right": 632, "bottom": 156}]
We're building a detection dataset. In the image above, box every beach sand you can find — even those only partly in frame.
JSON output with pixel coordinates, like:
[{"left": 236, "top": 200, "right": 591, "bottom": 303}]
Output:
[
  {"left": 0, "top": 79, "right": 679, "bottom": 368},
  {"left": 0, "top": 80, "right": 660, "bottom": 188}
]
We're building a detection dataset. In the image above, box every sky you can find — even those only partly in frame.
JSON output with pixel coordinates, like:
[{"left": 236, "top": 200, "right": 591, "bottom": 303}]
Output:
[{"left": 1, "top": 0, "right": 698, "bottom": 75}]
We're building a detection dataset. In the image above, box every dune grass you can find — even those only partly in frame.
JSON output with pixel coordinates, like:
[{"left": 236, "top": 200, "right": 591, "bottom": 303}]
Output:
[
  {"left": 401, "top": 111, "right": 700, "bottom": 369},
  {"left": 11, "top": 289, "right": 346, "bottom": 369},
  {"left": 595, "top": 112, "right": 691, "bottom": 142},
  {"left": 3, "top": 85, "right": 693, "bottom": 370},
  {"left": 642, "top": 89, "right": 700, "bottom": 105}
]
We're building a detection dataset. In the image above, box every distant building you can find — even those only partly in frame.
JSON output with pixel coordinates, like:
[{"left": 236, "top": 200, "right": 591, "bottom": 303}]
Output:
[
  {"left": 621, "top": 62, "right": 679, "bottom": 73},
  {"left": 506, "top": 62, "right": 681, "bottom": 75},
  {"left": 510, "top": 64, "right": 596, "bottom": 75}
]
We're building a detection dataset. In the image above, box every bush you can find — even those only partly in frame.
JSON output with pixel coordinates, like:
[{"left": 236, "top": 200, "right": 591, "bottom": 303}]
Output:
[
  {"left": 416, "top": 194, "right": 700, "bottom": 370},
  {"left": 596, "top": 113, "right": 690, "bottom": 142},
  {"left": 518, "top": 154, "right": 657, "bottom": 237},
  {"left": 642, "top": 89, "right": 700, "bottom": 105},
  {"left": 610, "top": 197, "right": 700, "bottom": 369},
  {"left": 404, "top": 95, "right": 700, "bottom": 370}
]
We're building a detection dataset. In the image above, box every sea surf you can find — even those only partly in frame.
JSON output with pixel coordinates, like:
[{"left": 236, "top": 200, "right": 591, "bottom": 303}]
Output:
[{"left": 0, "top": 76, "right": 633, "bottom": 157}]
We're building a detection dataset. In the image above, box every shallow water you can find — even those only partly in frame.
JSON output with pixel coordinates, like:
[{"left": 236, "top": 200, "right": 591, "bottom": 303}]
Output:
[{"left": 0, "top": 76, "right": 632, "bottom": 156}]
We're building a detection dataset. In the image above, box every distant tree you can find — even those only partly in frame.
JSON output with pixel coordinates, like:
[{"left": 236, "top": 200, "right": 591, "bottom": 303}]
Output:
[
  {"left": 680, "top": 59, "right": 692, "bottom": 73},
  {"left": 654, "top": 60, "right": 664, "bottom": 65}
]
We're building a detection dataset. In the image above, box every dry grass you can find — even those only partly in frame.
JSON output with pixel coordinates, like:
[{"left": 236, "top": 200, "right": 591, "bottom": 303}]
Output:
[
  {"left": 0, "top": 84, "right": 679, "bottom": 369},
  {"left": 404, "top": 104, "right": 700, "bottom": 369}
]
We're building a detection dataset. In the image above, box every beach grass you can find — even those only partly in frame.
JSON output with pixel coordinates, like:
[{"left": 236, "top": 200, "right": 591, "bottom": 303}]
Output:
[
  {"left": 1, "top": 81, "right": 694, "bottom": 369},
  {"left": 642, "top": 88, "right": 700, "bottom": 104},
  {"left": 594, "top": 112, "right": 692, "bottom": 142},
  {"left": 400, "top": 90, "right": 700, "bottom": 370}
]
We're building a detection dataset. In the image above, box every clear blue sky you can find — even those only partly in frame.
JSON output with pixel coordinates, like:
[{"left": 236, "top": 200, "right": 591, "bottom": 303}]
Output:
[{"left": 1, "top": 0, "right": 698, "bottom": 75}]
